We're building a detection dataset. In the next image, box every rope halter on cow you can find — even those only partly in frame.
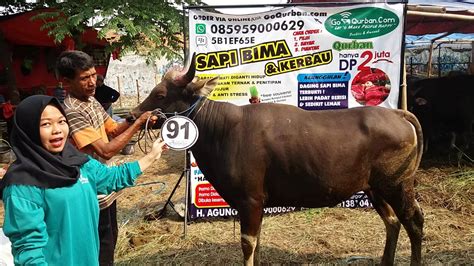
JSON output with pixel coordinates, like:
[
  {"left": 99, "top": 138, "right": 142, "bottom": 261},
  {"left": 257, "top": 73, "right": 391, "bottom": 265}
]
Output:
[{"left": 136, "top": 96, "right": 206, "bottom": 153}]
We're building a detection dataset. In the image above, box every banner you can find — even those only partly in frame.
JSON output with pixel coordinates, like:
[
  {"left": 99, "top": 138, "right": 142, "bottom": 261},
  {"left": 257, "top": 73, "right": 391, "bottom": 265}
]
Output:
[
  {"left": 187, "top": 3, "right": 405, "bottom": 220},
  {"left": 189, "top": 153, "right": 303, "bottom": 220}
]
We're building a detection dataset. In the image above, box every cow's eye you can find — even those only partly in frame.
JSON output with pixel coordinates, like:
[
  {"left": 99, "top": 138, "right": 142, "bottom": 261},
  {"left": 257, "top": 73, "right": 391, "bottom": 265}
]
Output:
[{"left": 156, "top": 95, "right": 165, "bottom": 100}]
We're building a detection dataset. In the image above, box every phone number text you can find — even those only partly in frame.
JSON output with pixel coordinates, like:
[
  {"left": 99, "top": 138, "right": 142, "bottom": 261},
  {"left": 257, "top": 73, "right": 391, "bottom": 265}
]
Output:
[{"left": 210, "top": 20, "right": 305, "bottom": 34}]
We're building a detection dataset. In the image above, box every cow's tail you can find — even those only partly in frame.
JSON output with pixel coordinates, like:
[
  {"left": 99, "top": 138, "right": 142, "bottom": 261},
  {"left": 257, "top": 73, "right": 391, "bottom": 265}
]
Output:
[{"left": 398, "top": 109, "right": 424, "bottom": 173}]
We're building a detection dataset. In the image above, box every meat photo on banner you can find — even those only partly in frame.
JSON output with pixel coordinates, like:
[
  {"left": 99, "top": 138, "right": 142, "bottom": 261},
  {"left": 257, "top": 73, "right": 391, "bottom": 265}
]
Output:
[{"left": 187, "top": 2, "right": 405, "bottom": 220}]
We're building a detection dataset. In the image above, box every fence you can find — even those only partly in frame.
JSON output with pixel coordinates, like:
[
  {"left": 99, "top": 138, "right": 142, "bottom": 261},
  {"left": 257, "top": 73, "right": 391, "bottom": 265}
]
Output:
[
  {"left": 105, "top": 54, "right": 183, "bottom": 113},
  {"left": 406, "top": 59, "right": 471, "bottom": 78},
  {"left": 405, "top": 43, "right": 472, "bottom": 78}
]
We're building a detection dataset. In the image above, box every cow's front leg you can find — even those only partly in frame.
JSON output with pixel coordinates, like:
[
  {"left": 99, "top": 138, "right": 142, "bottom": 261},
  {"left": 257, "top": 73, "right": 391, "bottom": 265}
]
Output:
[{"left": 238, "top": 199, "right": 264, "bottom": 266}]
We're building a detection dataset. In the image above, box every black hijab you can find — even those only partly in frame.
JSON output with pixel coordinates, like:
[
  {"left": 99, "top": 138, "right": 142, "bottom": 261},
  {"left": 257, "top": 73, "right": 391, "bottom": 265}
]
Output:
[{"left": 0, "top": 95, "right": 89, "bottom": 197}]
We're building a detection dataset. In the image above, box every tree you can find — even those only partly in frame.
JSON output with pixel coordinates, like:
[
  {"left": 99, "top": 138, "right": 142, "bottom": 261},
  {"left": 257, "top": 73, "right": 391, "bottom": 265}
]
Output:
[
  {"left": 1, "top": 0, "right": 203, "bottom": 61},
  {"left": 0, "top": 0, "right": 203, "bottom": 104}
]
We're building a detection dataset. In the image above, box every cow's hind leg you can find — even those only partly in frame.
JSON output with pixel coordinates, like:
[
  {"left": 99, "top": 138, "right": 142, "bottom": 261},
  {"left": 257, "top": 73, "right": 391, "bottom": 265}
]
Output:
[
  {"left": 365, "top": 190, "right": 401, "bottom": 266},
  {"left": 238, "top": 201, "right": 264, "bottom": 266},
  {"left": 380, "top": 181, "right": 424, "bottom": 266}
]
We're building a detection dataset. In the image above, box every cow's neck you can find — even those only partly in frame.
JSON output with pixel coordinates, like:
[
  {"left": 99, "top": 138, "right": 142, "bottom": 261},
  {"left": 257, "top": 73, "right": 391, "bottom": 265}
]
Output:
[{"left": 191, "top": 99, "right": 241, "bottom": 147}]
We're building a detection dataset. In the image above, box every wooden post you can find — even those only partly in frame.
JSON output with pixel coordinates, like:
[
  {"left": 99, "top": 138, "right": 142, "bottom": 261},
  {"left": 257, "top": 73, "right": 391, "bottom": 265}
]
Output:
[
  {"left": 426, "top": 33, "right": 451, "bottom": 78},
  {"left": 116, "top": 76, "right": 122, "bottom": 107},
  {"left": 471, "top": 41, "right": 474, "bottom": 74},
  {"left": 401, "top": 60, "right": 407, "bottom": 111},
  {"left": 427, "top": 42, "right": 434, "bottom": 78},
  {"left": 437, "top": 43, "right": 442, "bottom": 77},
  {"left": 407, "top": 10, "right": 474, "bottom": 21},
  {"left": 136, "top": 79, "right": 140, "bottom": 105}
]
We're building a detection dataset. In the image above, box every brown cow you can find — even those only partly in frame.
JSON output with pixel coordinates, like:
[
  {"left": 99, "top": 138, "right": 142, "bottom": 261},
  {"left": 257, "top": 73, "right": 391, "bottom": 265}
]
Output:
[{"left": 132, "top": 56, "right": 424, "bottom": 265}]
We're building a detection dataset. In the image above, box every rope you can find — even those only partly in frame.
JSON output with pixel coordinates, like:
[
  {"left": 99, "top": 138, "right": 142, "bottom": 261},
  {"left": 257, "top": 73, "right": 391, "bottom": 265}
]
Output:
[
  {"left": 124, "top": 98, "right": 204, "bottom": 219},
  {"left": 133, "top": 180, "right": 166, "bottom": 192},
  {"left": 123, "top": 98, "right": 199, "bottom": 217},
  {"left": 452, "top": 144, "right": 474, "bottom": 163},
  {"left": 120, "top": 181, "right": 167, "bottom": 229},
  {"left": 137, "top": 109, "right": 163, "bottom": 154},
  {"left": 135, "top": 96, "right": 205, "bottom": 154},
  {"left": 128, "top": 181, "right": 167, "bottom": 203},
  {"left": 0, "top": 139, "right": 12, "bottom": 154}
]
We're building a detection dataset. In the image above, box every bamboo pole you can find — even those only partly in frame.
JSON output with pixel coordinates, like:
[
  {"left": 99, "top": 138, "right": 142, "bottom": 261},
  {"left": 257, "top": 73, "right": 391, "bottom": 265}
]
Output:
[
  {"left": 408, "top": 40, "right": 474, "bottom": 46},
  {"left": 401, "top": 60, "right": 407, "bottom": 111},
  {"left": 407, "top": 11, "right": 474, "bottom": 21},
  {"left": 136, "top": 79, "right": 140, "bottom": 105},
  {"left": 437, "top": 43, "right": 442, "bottom": 77},
  {"left": 470, "top": 41, "right": 474, "bottom": 74},
  {"left": 424, "top": 32, "right": 452, "bottom": 78},
  {"left": 407, "top": 5, "right": 446, "bottom": 13},
  {"left": 116, "top": 76, "right": 122, "bottom": 108},
  {"left": 427, "top": 42, "right": 434, "bottom": 78}
]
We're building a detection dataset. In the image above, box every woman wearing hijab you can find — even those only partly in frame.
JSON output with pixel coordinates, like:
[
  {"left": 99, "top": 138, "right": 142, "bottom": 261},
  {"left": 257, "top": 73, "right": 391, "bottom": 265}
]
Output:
[{"left": 0, "top": 95, "right": 166, "bottom": 265}]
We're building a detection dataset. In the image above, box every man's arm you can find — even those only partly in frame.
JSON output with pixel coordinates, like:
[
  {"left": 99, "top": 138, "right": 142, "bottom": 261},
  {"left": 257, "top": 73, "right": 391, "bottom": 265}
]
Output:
[
  {"left": 88, "top": 111, "right": 155, "bottom": 160},
  {"left": 109, "top": 120, "right": 133, "bottom": 137}
]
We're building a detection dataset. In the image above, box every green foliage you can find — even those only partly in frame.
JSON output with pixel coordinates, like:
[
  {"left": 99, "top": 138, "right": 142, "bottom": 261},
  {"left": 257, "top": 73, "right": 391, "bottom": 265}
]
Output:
[{"left": 1, "top": 0, "right": 204, "bottom": 62}]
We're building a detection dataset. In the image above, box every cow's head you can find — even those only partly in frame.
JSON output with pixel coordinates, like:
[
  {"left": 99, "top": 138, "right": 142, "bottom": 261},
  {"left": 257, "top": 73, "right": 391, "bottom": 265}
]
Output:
[{"left": 131, "top": 53, "right": 219, "bottom": 119}]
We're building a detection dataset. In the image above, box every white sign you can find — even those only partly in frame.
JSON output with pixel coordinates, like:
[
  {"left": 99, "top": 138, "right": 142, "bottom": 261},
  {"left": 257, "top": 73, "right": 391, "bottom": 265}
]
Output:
[
  {"left": 160, "top": 116, "right": 199, "bottom": 150},
  {"left": 189, "top": 4, "right": 404, "bottom": 109}
]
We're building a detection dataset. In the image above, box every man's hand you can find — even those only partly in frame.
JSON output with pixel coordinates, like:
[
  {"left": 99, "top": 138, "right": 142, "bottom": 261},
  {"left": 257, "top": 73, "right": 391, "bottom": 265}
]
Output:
[{"left": 135, "top": 111, "right": 158, "bottom": 128}]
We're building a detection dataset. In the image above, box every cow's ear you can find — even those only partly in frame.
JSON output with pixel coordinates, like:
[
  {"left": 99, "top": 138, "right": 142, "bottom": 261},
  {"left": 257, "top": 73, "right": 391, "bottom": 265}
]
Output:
[{"left": 196, "top": 76, "right": 219, "bottom": 96}]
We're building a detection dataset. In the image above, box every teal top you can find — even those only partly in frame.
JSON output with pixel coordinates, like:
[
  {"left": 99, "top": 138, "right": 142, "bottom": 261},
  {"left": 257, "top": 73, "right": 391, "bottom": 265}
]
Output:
[{"left": 2, "top": 157, "right": 142, "bottom": 266}]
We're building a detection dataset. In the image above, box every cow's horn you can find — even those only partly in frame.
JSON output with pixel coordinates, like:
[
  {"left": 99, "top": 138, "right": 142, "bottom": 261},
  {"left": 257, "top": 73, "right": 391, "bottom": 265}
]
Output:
[{"left": 174, "top": 53, "right": 196, "bottom": 86}]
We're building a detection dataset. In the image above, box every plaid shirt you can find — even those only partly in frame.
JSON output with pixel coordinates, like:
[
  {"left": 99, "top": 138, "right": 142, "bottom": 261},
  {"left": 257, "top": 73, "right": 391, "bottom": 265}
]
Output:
[
  {"left": 63, "top": 95, "right": 122, "bottom": 205},
  {"left": 63, "top": 95, "right": 118, "bottom": 159}
]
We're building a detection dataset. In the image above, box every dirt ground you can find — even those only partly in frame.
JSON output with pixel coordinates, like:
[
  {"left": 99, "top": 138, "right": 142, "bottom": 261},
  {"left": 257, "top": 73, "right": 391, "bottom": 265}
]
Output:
[
  {"left": 110, "top": 143, "right": 473, "bottom": 265},
  {"left": 0, "top": 140, "right": 472, "bottom": 265}
]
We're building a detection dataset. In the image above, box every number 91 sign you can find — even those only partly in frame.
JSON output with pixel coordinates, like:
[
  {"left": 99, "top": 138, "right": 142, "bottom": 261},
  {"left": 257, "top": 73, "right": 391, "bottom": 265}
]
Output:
[{"left": 160, "top": 116, "right": 199, "bottom": 151}]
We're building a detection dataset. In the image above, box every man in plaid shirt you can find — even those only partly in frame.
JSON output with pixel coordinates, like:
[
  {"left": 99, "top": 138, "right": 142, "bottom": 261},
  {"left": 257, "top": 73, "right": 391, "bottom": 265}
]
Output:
[{"left": 56, "top": 50, "right": 154, "bottom": 266}]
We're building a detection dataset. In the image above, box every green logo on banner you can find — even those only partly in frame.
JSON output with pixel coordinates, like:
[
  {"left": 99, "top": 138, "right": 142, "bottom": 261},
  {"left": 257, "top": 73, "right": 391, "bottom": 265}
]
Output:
[
  {"left": 196, "top": 24, "right": 206, "bottom": 34},
  {"left": 324, "top": 7, "right": 399, "bottom": 39}
]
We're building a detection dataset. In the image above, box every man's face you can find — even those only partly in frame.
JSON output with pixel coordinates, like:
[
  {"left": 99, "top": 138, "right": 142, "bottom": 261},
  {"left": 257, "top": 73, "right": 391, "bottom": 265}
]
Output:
[{"left": 65, "top": 67, "right": 97, "bottom": 101}]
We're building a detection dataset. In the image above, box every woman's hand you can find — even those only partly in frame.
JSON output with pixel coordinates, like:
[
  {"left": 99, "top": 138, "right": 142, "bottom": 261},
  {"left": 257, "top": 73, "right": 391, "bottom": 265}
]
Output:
[
  {"left": 138, "top": 138, "right": 168, "bottom": 172},
  {"left": 150, "top": 138, "right": 168, "bottom": 159}
]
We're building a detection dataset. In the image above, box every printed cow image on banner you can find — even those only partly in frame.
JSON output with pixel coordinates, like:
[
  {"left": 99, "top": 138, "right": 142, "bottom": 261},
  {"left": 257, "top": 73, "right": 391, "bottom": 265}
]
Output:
[{"left": 187, "top": 2, "right": 404, "bottom": 220}]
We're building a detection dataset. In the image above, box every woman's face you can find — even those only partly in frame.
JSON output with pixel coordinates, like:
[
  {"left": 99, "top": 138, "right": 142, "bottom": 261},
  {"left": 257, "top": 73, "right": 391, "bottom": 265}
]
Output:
[{"left": 39, "top": 105, "right": 69, "bottom": 153}]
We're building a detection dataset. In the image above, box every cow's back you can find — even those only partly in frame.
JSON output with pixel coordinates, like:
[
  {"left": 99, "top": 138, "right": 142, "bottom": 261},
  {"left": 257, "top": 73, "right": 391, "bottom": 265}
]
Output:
[{"left": 193, "top": 103, "right": 420, "bottom": 208}]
